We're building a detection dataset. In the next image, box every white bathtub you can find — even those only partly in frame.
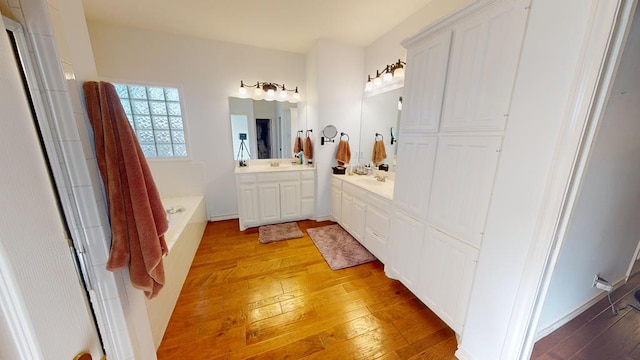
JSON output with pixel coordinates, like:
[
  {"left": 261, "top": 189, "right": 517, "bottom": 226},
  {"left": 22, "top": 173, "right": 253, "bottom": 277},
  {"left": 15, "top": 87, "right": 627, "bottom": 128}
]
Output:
[{"left": 144, "top": 195, "right": 207, "bottom": 349}]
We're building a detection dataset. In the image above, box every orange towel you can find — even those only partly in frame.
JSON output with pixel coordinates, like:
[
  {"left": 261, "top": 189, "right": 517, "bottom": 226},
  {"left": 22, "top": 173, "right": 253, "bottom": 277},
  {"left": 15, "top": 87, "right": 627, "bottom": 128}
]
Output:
[
  {"left": 336, "top": 140, "right": 351, "bottom": 165},
  {"left": 373, "top": 139, "right": 387, "bottom": 164},
  {"left": 293, "top": 135, "right": 303, "bottom": 154},
  {"left": 84, "top": 81, "right": 168, "bottom": 299},
  {"left": 303, "top": 136, "right": 313, "bottom": 160}
]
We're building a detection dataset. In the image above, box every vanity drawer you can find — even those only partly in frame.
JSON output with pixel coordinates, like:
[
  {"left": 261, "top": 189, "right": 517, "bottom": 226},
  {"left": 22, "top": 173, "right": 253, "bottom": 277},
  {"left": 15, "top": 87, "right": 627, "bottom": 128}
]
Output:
[
  {"left": 367, "top": 193, "right": 391, "bottom": 212},
  {"left": 301, "top": 178, "right": 315, "bottom": 198},
  {"left": 331, "top": 177, "right": 343, "bottom": 190},
  {"left": 258, "top": 172, "right": 299, "bottom": 183},
  {"left": 301, "top": 171, "right": 315, "bottom": 180},
  {"left": 237, "top": 174, "right": 257, "bottom": 184},
  {"left": 343, "top": 182, "right": 367, "bottom": 199}
]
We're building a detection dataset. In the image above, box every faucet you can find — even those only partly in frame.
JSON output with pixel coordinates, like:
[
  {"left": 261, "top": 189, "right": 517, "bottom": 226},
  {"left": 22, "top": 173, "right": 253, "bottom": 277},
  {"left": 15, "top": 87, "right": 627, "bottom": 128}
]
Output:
[{"left": 374, "top": 174, "right": 387, "bottom": 182}]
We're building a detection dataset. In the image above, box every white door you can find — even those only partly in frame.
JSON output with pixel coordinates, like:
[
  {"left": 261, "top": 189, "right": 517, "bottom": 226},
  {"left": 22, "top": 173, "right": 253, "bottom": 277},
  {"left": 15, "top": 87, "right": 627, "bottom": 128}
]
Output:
[
  {"left": 238, "top": 184, "right": 259, "bottom": 227},
  {"left": 258, "top": 183, "right": 281, "bottom": 223},
  {"left": 0, "top": 16, "right": 102, "bottom": 359},
  {"left": 428, "top": 135, "right": 502, "bottom": 248},
  {"left": 419, "top": 227, "right": 479, "bottom": 333},
  {"left": 280, "top": 181, "right": 301, "bottom": 220},
  {"left": 351, "top": 196, "right": 367, "bottom": 243},
  {"left": 387, "top": 210, "right": 426, "bottom": 288},
  {"left": 300, "top": 176, "right": 315, "bottom": 218},
  {"left": 441, "top": 1, "right": 528, "bottom": 132},
  {"left": 341, "top": 192, "right": 353, "bottom": 232},
  {"left": 401, "top": 30, "right": 452, "bottom": 133},
  {"left": 393, "top": 135, "right": 438, "bottom": 221},
  {"left": 330, "top": 185, "right": 342, "bottom": 223}
]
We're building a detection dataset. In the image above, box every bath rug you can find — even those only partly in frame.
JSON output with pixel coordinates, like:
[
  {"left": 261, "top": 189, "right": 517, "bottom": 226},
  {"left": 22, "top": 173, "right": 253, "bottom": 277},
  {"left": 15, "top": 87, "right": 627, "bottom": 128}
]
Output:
[
  {"left": 258, "top": 222, "right": 304, "bottom": 244},
  {"left": 306, "top": 224, "right": 377, "bottom": 270}
]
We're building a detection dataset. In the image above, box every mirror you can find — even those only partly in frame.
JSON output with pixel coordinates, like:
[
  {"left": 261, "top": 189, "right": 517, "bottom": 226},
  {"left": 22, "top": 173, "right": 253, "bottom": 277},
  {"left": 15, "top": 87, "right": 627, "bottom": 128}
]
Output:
[
  {"left": 229, "top": 97, "right": 301, "bottom": 160},
  {"left": 359, "top": 88, "right": 402, "bottom": 169}
]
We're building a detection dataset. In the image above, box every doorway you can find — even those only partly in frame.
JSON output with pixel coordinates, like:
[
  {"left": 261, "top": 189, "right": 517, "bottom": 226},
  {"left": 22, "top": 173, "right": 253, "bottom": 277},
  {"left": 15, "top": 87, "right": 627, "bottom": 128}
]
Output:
[{"left": 256, "top": 118, "right": 272, "bottom": 159}]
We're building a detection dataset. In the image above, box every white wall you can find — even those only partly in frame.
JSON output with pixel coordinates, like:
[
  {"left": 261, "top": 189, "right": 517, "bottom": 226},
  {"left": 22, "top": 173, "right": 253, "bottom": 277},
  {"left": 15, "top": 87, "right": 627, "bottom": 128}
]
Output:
[
  {"left": 364, "top": 0, "right": 472, "bottom": 78},
  {"left": 459, "top": 1, "right": 605, "bottom": 358},
  {"left": 309, "top": 40, "right": 364, "bottom": 218},
  {"left": 537, "top": 5, "right": 640, "bottom": 333},
  {"left": 87, "top": 21, "right": 306, "bottom": 220}
]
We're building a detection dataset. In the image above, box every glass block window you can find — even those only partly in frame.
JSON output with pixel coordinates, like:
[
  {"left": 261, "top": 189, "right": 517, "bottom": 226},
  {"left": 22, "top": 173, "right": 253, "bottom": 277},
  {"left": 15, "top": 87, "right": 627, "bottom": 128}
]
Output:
[{"left": 114, "top": 83, "right": 187, "bottom": 158}]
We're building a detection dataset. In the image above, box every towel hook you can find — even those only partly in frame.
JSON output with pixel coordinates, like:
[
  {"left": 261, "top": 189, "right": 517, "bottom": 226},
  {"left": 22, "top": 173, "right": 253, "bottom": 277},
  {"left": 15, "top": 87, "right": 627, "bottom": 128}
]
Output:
[
  {"left": 375, "top": 132, "right": 384, "bottom": 141},
  {"left": 340, "top": 132, "right": 350, "bottom": 141},
  {"left": 296, "top": 130, "right": 304, "bottom": 136},
  {"left": 306, "top": 129, "right": 313, "bottom": 136}
]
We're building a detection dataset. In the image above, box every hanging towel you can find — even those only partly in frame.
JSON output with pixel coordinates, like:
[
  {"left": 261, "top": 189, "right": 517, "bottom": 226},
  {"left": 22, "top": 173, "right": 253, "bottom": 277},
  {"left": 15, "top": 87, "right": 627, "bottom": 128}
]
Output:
[
  {"left": 372, "top": 139, "right": 387, "bottom": 165},
  {"left": 303, "top": 135, "right": 313, "bottom": 160},
  {"left": 293, "top": 134, "right": 303, "bottom": 154},
  {"left": 336, "top": 140, "right": 351, "bottom": 165},
  {"left": 84, "top": 81, "right": 168, "bottom": 299}
]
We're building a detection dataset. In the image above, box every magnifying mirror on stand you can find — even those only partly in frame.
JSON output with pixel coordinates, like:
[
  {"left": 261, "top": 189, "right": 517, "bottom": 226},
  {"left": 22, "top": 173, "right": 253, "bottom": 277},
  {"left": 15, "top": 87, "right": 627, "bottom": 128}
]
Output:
[{"left": 321, "top": 125, "right": 338, "bottom": 145}]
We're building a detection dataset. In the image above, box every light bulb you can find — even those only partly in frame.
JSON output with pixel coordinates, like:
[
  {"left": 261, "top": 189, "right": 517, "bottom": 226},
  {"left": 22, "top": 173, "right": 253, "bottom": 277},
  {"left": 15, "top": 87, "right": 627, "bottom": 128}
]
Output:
[
  {"left": 373, "top": 76, "right": 382, "bottom": 86},
  {"left": 383, "top": 72, "right": 393, "bottom": 83},
  {"left": 279, "top": 89, "right": 288, "bottom": 100},
  {"left": 254, "top": 87, "right": 263, "bottom": 97},
  {"left": 239, "top": 86, "right": 247, "bottom": 96},
  {"left": 365, "top": 81, "right": 373, "bottom": 92},
  {"left": 292, "top": 88, "right": 301, "bottom": 101},
  {"left": 393, "top": 67, "right": 405, "bottom": 79},
  {"left": 267, "top": 88, "right": 275, "bottom": 97}
]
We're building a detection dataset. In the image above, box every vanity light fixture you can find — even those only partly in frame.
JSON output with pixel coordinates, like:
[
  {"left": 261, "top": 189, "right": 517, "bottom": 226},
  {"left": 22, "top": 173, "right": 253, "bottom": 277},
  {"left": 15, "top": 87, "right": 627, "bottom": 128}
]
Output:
[
  {"left": 364, "top": 59, "right": 406, "bottom": 92},
  {"left": 238, "top": 81, "right": 301, "bottom": 102}
]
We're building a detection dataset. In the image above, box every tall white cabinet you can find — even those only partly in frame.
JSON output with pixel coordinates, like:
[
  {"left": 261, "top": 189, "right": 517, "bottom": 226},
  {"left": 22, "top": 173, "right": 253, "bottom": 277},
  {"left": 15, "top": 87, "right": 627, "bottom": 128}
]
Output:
[{"left": 386, "top": 0, "right": 529, "bottom": 336}]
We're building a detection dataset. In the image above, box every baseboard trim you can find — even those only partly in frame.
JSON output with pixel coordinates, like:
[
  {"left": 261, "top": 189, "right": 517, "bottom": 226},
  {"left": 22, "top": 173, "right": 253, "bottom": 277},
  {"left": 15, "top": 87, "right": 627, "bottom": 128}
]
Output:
[
  {"left": 208, "top": 214, "right": 238, "bottom": 222},
  {"left": 454, "top": 346, "right": 475, "bottom": 360},
  {"left": 315, "top": 216, "right": 332, "bottom": 222},
  {"left": 534, "top": 277, "right": 626, "bottom": 340}
]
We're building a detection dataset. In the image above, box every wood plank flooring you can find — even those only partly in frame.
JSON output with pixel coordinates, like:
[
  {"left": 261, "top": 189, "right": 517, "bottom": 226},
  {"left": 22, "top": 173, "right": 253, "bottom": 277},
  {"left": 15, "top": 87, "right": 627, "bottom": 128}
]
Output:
[
  {"left": 156, "top": 219, "right": 457, "bottom": 359},
  {"left": 532, "top": 268, "right": 640, "bottom": 360}
]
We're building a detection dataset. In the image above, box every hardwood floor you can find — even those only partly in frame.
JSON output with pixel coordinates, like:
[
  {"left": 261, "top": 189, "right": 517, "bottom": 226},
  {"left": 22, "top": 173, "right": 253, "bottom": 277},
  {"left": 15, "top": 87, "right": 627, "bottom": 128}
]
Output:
[
  {"left": 532, "top": 267, "right": 640, "bottom": 360},
  {"left": 156, "top": 219, "right": 457, "bottom": 359}
]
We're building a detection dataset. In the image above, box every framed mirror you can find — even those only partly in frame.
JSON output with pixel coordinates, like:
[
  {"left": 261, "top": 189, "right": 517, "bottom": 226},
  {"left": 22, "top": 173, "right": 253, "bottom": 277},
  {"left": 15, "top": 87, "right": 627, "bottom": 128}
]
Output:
[
  {"left": 229, "top": 97, "right": 302, "bottom": 160},
  {"left": 359, "top": 87, "right": 402, "bottom": 169}
]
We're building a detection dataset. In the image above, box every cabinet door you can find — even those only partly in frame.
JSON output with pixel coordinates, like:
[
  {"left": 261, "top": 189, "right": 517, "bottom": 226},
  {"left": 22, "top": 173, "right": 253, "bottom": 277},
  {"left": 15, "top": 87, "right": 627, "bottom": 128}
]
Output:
[
  {"left": 401, "top": 30, "right": 452, "bottom": 133},
  {"left": 365, "top": 205, "right": 391, "bottom": 263},
  {"left": 419, "top": 227, "right": 479, "bottom": 333},
  {"left": 258, "top": 183, "right": 280, "bottom": 223},
  {"left": 351, "top": 196, "right": 367, "bottom": 243},
  {"left": 238, "top": 184, "right": 259, "bottom": 229},
  {"left": 301, "top": 177, "right": 315, "bottom": 218},
  {"left": 340, "top": 192, "right": 353, "bottom": 232},
  {"left": 330, "top": 185, "right": 342, "bottom": 223},
  {"left": 387, "top": 210, "right": 426, "bottom": 289},
  {"left": 440, "top": 1, "right": 528, "bottom": 132},
  {"left": 428, "top": 136, "right": 502, "bottom": 247},
  {"left": 393, "top": 135, "right": 438, "bottom": 221},
  {"left": 280, "top": 182, "right": 301, "bottom": 221}
]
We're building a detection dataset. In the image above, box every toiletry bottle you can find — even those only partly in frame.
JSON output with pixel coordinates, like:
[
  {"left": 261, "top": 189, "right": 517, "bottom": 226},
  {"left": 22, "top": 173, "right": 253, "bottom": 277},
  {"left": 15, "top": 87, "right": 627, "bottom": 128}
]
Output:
[{"left": 298, "top": 151, "right": 304, "bottom": 164}]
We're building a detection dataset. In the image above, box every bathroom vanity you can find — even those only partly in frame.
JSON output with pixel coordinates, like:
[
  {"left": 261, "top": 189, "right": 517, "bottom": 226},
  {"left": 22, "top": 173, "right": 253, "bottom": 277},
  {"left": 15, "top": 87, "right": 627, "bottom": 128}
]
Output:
[
  {"left": 330, "top": 173, "right": 394, "bottom": 263},
  {"left": 235, "top": 161, "right": 315, "bottom": 230}
]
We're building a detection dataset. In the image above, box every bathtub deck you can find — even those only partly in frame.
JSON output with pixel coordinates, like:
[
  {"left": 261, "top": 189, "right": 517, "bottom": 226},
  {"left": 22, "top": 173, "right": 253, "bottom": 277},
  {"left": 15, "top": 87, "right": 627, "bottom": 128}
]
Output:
[{"left": 156, "top": 219, "right": 457, "bottom": 359}]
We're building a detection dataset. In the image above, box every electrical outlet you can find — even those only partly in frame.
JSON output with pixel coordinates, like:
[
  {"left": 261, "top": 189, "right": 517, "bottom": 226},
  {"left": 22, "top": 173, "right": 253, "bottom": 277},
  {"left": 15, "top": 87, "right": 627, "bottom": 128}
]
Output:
[{"left": 592, "top": 273, "right": 601, "bottom": 288}]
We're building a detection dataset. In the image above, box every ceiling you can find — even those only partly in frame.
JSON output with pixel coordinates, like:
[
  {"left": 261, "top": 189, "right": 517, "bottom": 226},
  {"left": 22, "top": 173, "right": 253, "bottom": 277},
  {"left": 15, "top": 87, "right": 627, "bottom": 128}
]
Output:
[{"left": 81, "top": 0, "right": 436, "bottom": 54}]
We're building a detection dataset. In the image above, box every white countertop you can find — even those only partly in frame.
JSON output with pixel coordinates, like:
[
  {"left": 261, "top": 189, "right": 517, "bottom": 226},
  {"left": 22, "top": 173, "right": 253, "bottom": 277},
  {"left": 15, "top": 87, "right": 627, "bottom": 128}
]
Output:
[
  {"left": 235, "top": 162, "right": 315, "bottom": 174},
  {"left": 333, "top": 173, "right": 395, "bottom": 200}
]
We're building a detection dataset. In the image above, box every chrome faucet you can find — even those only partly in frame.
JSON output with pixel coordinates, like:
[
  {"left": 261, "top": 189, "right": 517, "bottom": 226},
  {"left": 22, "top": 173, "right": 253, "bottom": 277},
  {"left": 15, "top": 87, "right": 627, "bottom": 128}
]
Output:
[{"left": 374, "top": 174, "right": 387, "bottom": 182}]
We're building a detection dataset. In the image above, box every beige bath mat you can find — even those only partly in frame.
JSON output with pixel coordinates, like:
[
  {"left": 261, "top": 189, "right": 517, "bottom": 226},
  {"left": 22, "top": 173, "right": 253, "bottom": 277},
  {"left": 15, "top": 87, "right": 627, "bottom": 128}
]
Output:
[{"left": 258, "top": 222, "right": 304, "bottom": 244}]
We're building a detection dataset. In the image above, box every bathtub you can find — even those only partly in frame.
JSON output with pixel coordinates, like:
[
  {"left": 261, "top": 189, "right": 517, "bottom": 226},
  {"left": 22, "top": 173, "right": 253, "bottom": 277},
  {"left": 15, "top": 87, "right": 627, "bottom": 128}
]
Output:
[{"left": 144, "top": 195, "right": 207, "bottom": 349}]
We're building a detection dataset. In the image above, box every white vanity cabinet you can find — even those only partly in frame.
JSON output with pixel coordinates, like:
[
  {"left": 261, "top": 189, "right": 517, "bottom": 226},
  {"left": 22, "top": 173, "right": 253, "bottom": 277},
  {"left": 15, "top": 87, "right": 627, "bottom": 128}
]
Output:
[
  {"left": 235, "top": 168, "right": 315, "bottom": 230},
  {"left": 331, "top": 175, "right": 394, "bottom": 264}
]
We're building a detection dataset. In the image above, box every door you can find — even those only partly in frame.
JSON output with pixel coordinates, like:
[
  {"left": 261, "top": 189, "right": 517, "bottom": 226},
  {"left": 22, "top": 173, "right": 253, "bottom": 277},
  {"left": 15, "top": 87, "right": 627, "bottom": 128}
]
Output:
[
  {"left": 440, "top": 1, "right": 528, "bottom": 132},
  {"left": 238, "top": 183, "right": 259, "bottom": 227},
  {"left": 0, "top": 16, "right": 102, "bottom": 358},
  {"left": 351, "top": 196, "right": 367, "bottom": 243},
  {"left": 387, "top": 210, "right": 426, "bottom": 288},
  {"left": 401, "top": 30, "right": 452, "bottom": 133},
  {"left": 330, "top": 184, "right": 342, "bottom": 222},
  {"left": 256, "top": 118, "right": 271, "bottom": 159},
  {"left": 428, "top": 135, "right": 502, "bottom": 247},
  {"left": 393, "top": 134, "right": 438, "bottom": 221},
  {"left": 258, "top": 183, "right": 281, "bottom": 223},
  {"left": 341, "top": 192, "right": 353, "bottom": 232},
  {"left": 280, "top": 181, "right": 301, "bottom": 220}
]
